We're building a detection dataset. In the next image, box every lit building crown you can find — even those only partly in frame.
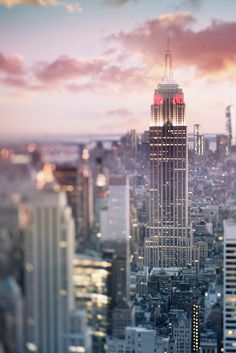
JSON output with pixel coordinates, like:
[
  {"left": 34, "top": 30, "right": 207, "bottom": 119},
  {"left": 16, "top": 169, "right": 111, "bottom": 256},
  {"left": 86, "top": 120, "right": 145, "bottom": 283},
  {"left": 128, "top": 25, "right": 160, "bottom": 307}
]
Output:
[{"left": 151, "top": 42, "right": 186, "bottom": 127}]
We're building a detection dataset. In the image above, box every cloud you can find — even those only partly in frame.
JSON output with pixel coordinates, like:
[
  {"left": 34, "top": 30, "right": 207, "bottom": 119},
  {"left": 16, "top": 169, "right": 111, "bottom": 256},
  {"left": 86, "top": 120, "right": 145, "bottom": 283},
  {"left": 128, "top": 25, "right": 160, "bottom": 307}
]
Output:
[
  {"left": 0, "top": 51, "right": 150, "bottom": 97},
  {"left": 65, "top": 2, "right": 82, "bottom": 13},
  {"left": 99, "top": 0, "right": 139, "bottom": 5},
  {"left": 0, "top": 53, "right": 24, "bottom": 75},
  {"left": 34, "top": 56, "right": 106, "bottom": 83},
  {"left": 33, "top": 55, "right": 150, "bottom": 92},
  {"left": 0, "top": 0, "right": 58, "bottom": 6},
  {"left": 0, "top": 0, "right": 83, "bottom": 14},
  {"left": 108, "top": 13, "right": 236, "bottom": 78}
]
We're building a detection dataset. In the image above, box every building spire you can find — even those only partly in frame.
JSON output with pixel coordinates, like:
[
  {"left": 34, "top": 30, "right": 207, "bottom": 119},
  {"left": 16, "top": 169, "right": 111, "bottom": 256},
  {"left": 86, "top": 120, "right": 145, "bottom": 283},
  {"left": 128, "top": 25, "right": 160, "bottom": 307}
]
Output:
[{"left": 163, "top": 32, "right": 174, "bottom": 81}]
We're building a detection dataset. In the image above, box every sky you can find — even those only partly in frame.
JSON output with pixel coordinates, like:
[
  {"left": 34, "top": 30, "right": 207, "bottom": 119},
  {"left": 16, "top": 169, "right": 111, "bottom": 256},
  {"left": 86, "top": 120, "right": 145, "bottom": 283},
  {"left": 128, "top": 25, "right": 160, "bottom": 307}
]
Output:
[{"left": 0, "top": 0, "right": 236, "bottom": 137}]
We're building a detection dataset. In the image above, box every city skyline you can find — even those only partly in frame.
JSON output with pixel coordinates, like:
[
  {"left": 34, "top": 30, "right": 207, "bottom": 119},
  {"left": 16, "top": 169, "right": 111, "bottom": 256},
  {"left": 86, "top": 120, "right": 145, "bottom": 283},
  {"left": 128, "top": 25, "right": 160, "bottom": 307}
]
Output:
[{"left": 0, "top": 0, "right": 236, "bottom": 136}]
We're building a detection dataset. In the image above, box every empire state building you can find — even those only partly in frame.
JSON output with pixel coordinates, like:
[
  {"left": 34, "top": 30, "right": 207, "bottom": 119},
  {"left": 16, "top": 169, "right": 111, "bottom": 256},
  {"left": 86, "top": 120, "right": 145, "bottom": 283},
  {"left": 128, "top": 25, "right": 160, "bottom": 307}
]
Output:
[{"left": 144, "top": 46, "right": 192, "bottom": 269}]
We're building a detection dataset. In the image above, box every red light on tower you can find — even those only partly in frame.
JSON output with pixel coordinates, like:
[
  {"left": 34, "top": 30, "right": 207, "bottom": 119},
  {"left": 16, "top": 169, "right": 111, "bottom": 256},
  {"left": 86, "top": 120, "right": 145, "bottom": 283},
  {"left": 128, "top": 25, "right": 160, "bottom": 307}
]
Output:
[
  {"left": 154, "top": 93, "right": 164, "bottom": 105},
  {"left": 173, "top": 93, "right": 184, "bottom": 105}
]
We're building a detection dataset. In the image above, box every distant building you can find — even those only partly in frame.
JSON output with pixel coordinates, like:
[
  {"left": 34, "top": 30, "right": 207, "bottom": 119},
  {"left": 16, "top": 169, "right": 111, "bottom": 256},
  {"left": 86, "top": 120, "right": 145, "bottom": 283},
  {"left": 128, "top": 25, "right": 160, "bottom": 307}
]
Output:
[
  {"left": 77, "top": 150, "right": 94, "bottom": 250},
  {"left": 192, "top": 303, "right": 200, "bottom": 353},
  {"left": 124, "top": 327, "right": 172, "bottom": 353},
  {"left": 24, "top": 189, "right": 75, "bottom": 353},
  {"left": 223, "top": 219, "right": 236, "bottom": 353},
  {"left": 100, "top": 175, "right": 130, "bottom": 303},
  {"left": 112, "top": 300, "right": 135, "bottom": 339},
  {"left": 171, "top": 310, "right": 191, "bottom": 353},
  {"left": 200, "top": 331, "right": 217, "bottom": 353},
  {"left": 194, "top": 124, "right": 204, "bottom": 156},
  {"left": 73, "top": 253, "right": 113, "bottom": 351},
  {"left": 226, "top": 105, "right": 236, "bottom": 151},
  {"left": 216, "top": 135, "right": 228, "bottom": 161},
  {"left": 67, "top": 310, "right": 92, "bottom": 353}
]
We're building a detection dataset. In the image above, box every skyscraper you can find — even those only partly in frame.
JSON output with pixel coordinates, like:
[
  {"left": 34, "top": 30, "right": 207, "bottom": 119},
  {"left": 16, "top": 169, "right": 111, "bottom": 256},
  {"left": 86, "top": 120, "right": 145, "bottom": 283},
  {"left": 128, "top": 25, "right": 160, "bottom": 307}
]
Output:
[
  {"left": 223, "top": 218, "right": 236, "bottom": 353},
  {"left": 24, "top": 189, "right": 75, "bottom": 353},
  {"left": 193, "top": 124, "right": 204, "bottom": 156},
  {"left": 100, "top": 175, "right": 130, "bottom": 303},
  {"left": 226, "top": 105, "right": 236, "bottom": 151},
  {"left": 144, "top": 46, "right": 192, "bottom": 269}
]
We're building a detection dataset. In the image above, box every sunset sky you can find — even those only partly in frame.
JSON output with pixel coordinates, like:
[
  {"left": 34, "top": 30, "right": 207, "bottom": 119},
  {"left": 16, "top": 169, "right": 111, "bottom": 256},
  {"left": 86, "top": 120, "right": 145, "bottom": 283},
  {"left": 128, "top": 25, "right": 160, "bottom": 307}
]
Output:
[{"left": 0, "top": 0, "right": 236, "bottom": 137}]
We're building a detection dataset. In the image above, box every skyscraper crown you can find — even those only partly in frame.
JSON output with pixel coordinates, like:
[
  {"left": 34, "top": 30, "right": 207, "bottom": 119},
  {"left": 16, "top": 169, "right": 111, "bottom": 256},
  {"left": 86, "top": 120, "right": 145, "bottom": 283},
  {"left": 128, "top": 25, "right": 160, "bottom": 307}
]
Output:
[{"left": 162, "top": 35, "right": 174, "bottom": 82}]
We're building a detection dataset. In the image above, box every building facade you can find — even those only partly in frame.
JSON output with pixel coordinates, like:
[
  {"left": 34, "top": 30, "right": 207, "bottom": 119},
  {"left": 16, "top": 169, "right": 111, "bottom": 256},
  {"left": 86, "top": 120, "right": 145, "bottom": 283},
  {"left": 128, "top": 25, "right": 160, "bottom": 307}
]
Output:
[{"left": 223, "top": 219, "right": 236, "bottom": 353}]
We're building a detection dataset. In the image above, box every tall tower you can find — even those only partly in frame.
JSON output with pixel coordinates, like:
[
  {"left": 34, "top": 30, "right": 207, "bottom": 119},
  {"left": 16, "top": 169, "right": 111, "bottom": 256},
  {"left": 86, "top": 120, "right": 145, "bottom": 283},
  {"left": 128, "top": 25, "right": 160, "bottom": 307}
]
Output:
[
  {"left": 223, "top": 218, "right": 236, "bottom": 353},
  {"left": 144, "top": 45, "right": 192, "bottom": 269},
  {"left": 226, "top": 105, "right": 236, "bottom": 151},
  {"left": 193, "top": 124, "right": 204, "bottom": 156}
]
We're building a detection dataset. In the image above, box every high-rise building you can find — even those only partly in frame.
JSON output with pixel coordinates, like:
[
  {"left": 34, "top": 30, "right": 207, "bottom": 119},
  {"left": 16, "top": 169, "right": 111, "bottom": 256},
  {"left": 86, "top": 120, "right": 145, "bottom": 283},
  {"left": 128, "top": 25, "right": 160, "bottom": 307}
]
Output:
[
  {"left": 67, "top": 310, "right": 92, "bottom": 353},
  {"left": 144, "top": 46, "right": 192, "bottom": 269},
  {"left": 193, "top": 124, "right": 204, "bottom": 156},
  {"left": 226, "top": 105, "right": 236, "bottom": 151},
  {"left": 223, "top": 218, "right": 236, "bottom": 353},
  {"left": 112, "top": 299, "right": 135, "bottom": 339},
  {"left": 77, "top": 148, "right": 94, "bottom": 250},
  {"left": 24, "top": 189, "right": 75, "bottom": 353},
  {"left": 192, "top": 303, "right": 200, "bottom": 353},
  {"left": 73, "top": 253, "right": 113, "bottom": 352},
  {"left": 53, "top": 164, "right": 78, "bottom": 233},
  {"left": 94, "top": 157, "right": 109, "bottom": 234},
  {"left": 216, "top": 134, "right": 228, "bottom": 161},
  {"left": 100, "top": 175, "right": 130, "bottom": 303}
]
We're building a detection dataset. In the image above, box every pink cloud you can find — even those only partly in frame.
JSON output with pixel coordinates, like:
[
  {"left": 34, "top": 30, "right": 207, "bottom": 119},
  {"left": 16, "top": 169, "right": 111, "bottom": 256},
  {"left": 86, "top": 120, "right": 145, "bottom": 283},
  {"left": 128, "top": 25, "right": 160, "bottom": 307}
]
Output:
[
  {"left": 109, "top": 13, "right": 236, "bottom": 78},
  {"left": 34, "top": 56, "right": 106, "bottom": 83},
  {"left": 0, "top": 53, "right": 24, "bottom": 75}
]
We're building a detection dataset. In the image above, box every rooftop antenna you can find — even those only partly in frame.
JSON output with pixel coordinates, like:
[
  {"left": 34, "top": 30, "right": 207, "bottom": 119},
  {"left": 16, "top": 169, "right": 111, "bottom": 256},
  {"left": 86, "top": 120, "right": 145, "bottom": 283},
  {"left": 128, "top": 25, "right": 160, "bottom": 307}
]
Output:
[{"left": 163, "top": 30, "right": 174, "bottom": 81}]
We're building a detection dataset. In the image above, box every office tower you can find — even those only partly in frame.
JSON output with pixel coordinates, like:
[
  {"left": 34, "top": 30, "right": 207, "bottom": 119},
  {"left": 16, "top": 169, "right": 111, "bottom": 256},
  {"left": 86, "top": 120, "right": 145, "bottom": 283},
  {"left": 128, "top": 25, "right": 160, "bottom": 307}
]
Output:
[
  {"left": 130, "top": 129, "right": 138, "bottom": 158},
  {"left": 112, "top": 299, "right": 135, "bottom": 339},
  {"left": 73, "top": 253, "right": 113, "bottom": 353},
  {"left": 223, "top": 219, "right": 236, "bottom": 353},
  {"left": 100, "top": 175, "right": 130, "bottom": 303},
  {"left": 144, "top": 46, "right": 192, "bottom": 269},
  {"left": 216, "top": 135, "right": 228, "bottom": 161},
  {"left": 24, "top": 189, "right": 75, "bottom": 353},
  {"left": 77, "top": 149, "right": 94, "bottom": 250},
  {"left": 94, "top": 157, "right": 109, "bottom": 234},
  {"left": 226, "top": 105, "right": 236, "bottom": 151},
  {"left": 192, "top": 303, "right": 200, "bottom": 353},
  {"left": 100, "top": 175, "right": 130, "bottom": 242},
  {"left": 194, "top": 124, "right": 204, "bottom": 156},
  {"left": 53, "top": 164, "right": 78, "bottom": 233},
  {"left": 139, "top": 130, "right": 150, "bottom": 170}
]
